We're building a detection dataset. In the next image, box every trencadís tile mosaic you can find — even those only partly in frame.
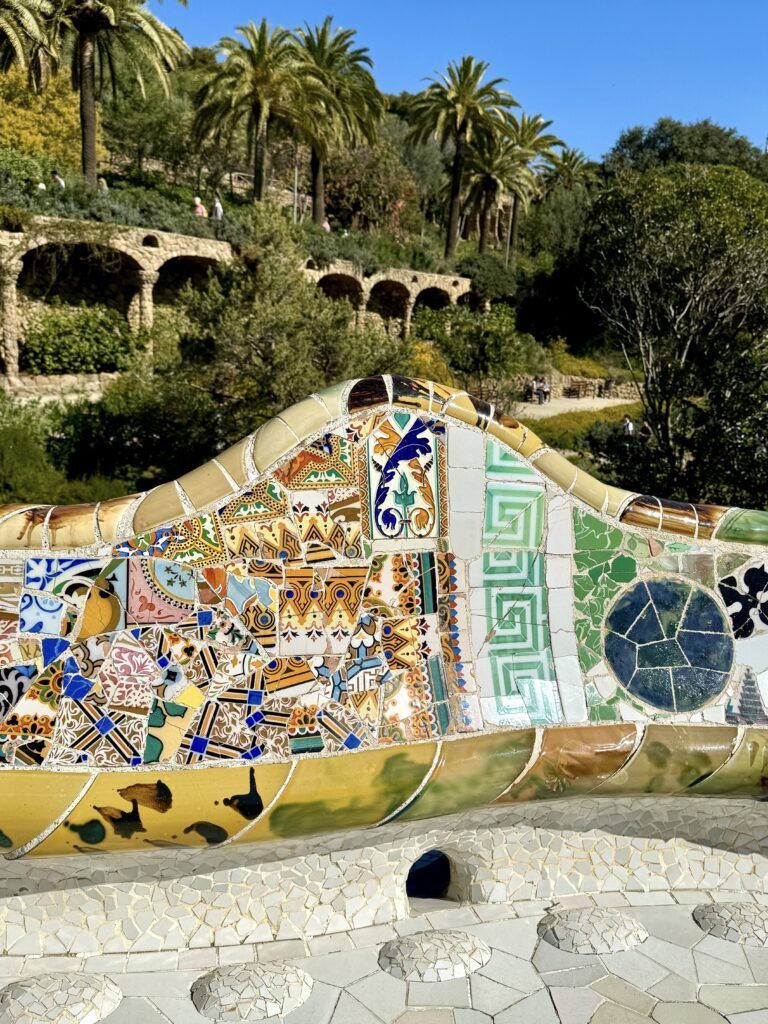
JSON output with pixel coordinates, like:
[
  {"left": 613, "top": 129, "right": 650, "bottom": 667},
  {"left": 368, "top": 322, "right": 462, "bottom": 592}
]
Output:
[{"left": 0, "top": 376, "right": 766, "bottom": 855}]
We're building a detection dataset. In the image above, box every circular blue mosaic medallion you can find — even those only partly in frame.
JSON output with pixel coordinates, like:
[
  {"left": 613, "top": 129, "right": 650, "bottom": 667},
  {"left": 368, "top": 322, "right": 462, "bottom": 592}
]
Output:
[{"left": 604, "top": 578, "right": 733, "bottom": 711}]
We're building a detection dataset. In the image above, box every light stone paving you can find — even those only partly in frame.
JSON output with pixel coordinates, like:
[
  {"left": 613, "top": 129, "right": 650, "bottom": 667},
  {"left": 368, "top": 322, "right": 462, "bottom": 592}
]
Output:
[
  {"left": 378, "top": 930, "right": 492, "bottom": 981},
  {"left": 537, "top": 908, "right": 649, "bottom": 954},
  {"left": 0, "top": 892, "right": 763, "bottom": 1022},
  {"left": 694, "top": 903, "right": 768, "bottom": 948}
]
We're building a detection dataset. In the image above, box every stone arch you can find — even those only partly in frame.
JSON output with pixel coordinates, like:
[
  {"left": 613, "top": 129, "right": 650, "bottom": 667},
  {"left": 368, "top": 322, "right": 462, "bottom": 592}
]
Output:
[
  {"left": 406, "top": 848, "right": 452, "bottom": 899},
  {"left": 142, "top": 234, "right": 161, "bottom": 249},
  {"left": 18, "top": 242, "right": 143, "bottom": 316},
  {"left": 395, "top": 832, "right": 516, "bottom": 906},
  {"left": 413, "top": 286, "right": 451, "bottom": 312},
  {"left": 317, "top": 273, "right": 363, "bottom": 309},
  {"left": 154, "top": 255, "right": 219, "bottom": 305},
  {"left": 367, "top": 280, "right": 411, "bottom": 321}
]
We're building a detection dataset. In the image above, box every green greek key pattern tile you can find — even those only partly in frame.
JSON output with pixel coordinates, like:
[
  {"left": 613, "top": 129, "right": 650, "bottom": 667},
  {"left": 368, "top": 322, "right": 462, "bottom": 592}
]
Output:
[
  {"left": 472, "top": 550, "right": 544, "bottom": 589},
  {"left": 490, "top": 650, "right": 562, "bottom": 725},
  {"left": 486, "top": 439, "right": 540, "bottom": 480},
  {"left": 484, "top": 482, "right": 544, "bottom": 549},
  {"left": 485, "top": 588, "right": 550, "bottom": 654}
]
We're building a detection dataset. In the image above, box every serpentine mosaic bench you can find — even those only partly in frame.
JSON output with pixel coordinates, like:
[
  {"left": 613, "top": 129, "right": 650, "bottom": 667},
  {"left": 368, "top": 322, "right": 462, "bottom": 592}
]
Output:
[{"left": 0, "top": 375, "right": 766, "bottom": 860}]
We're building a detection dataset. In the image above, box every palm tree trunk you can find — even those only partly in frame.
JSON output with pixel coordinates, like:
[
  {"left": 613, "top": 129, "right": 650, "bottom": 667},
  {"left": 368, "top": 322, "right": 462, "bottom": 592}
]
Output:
[
  {"left": 78, "top": 32, "right": 98, "bottom": 186},
  {"left": 292, "top": 142, "right": 299, "bottom": 224},
  {"left": 445, "top": 132, "right": 466, "bottom": 259},
  {"left": 478, "top": 187, "right": 493, "bottom": 254},
  {"left": 253, "top": 105, "right": 268, "bottom": 202},
  {"left": 504, "top": 193, "right": 521, "bottom": 270},
  {"left": 310, "top": 148, "right": 325, "bottom": 226}
]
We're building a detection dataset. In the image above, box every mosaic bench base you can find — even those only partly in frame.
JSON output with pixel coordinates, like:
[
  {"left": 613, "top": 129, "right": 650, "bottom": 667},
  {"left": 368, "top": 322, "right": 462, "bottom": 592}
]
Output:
[{"left": 0, "top": 797, "right": 766, "bottom": 956}]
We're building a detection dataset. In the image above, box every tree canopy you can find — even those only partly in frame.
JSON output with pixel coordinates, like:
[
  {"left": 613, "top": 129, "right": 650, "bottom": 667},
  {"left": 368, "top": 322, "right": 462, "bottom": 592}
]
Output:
[
  {"left": 583, "top": 163, "right": 768, "bottom": 502},
  {"left": 604, "top": 117, "right": 768, "bottom": 180}
]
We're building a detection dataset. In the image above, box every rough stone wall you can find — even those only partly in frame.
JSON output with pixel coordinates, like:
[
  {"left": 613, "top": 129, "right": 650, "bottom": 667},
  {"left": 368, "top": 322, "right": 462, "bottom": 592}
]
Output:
[
  {"left": 0, "top": 371, "right": 120, "bottom": 401},
  {"left": 513, "top": 372, "right": 639, "bottom": 401}
]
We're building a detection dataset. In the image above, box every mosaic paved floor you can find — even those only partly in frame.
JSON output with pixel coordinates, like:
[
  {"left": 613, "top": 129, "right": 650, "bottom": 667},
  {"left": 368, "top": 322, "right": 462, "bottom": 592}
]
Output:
[{"left": 2, "top": 891, "right": 767, "bottom": 1023}]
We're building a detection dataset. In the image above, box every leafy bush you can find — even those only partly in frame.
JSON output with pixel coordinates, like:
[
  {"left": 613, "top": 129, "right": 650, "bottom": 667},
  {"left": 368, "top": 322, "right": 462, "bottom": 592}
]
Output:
[
  {"left": 49, "top": 373, "right": 221, "bottom": 491},
  {"left": 299, "top": 224, "right": 440, "bottom": 275},
  {"left": 412, "top": 304, "right": 545, "bottom": 406},
  {"left": 177, "top": 205, "right": 414, "bottom": 441},
  {"left": 0, "top": 149, "right": 252, "bottom": 245},
  {"left": 456, "top": 252, "right": 516, "bottom": 301},
  {"left": 0, "top": 393, "right": 125, "bottom": 504},
  {"left": 148, "top": 305, "right": 194, "bottom": 372},
  {"left": 534, "top": 401, "right": 643, "bottom": 452},
  {"left": 0, "top": 147, "right": 51, "bottom": 187},
  {"left": 547, "top": 338, "right": 607, "bottom": 378},
  {"left": 0, "top": 204, "right": 32, "bottom": 232},
  {"left": 21, "top": 302, "right": 143, "bottom": 374}
]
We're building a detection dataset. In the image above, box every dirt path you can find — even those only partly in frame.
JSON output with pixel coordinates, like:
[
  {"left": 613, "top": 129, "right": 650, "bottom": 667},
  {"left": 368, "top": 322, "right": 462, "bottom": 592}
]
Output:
[{"left": 516, "top": 396, "right": 638, "bottom": 420}]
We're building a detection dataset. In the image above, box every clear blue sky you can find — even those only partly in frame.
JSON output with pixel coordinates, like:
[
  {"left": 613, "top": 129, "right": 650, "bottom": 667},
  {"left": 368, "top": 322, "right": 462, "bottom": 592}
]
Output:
[{"left": 150, "top": 0, "right": 768, "bottom": 160}]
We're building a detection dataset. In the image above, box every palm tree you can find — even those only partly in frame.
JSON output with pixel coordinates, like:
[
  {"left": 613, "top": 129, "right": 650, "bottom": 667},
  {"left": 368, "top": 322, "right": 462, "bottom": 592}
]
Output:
[
  {"left": 0, "top": 0, "right": 47, "bottom": 75},
  {"left": 194, "top": 20, "right": 295, "bottom": 202},
  {"left": 543, "top": 146, "right": 599, "bottom": 191},
  {"left": 408, "top": 56, "right": 517, "bottom": 259},
  {"left": 464, "top": 124, "right": 536, "bottom": 253},
  {"left": 35, "top": 0, "right": 188, "bottom": 185},
  {"left": 291, "top": 16, "right": 384, "bottom": 226},
  {"left": 503, "top": 113, "right": 562, "bottom": 268}
]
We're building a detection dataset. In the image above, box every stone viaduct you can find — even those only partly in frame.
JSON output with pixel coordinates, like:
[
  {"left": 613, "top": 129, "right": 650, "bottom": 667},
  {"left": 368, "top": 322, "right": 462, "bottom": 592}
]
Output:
[
  {"left": 0, "top": 219, "right": 471, "bottom": 384},
  {"left": 0, "top": 220, "right": 231, "bottom": 377},
  {"left": 303, "top": 258, "right": 472, "bottom": 333}
]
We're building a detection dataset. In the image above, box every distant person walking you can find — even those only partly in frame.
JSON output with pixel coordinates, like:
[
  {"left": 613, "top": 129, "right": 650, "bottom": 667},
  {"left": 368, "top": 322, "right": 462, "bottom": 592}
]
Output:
[
  {"left": 212, "top": 195, "right": 224, "bottom": 221},
  {"left": 97, "top": 176, "right": 109, "bottom": 193},
  {"left": 51, "top": 170, "right": 65, "bottom": 189},
  {"left": 322, "top": 216, "right": 331, "bottom": 233},
  {"left": 622, "top": 415, "right": 635, "bottom": 437},
  {"left": 193, "top": 196, "right": 207, "bottom": 218},
  {"left": 639, "top": 419, "right": 652, "bottom": 440}
]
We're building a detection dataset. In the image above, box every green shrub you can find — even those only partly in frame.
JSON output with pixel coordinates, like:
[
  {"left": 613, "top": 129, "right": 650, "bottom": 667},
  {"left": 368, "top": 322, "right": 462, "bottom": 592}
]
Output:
[
  {"left": 298, "top": 224, "right": 441, "bottom": 275},
  {"left": 412, "top": 304, "right": 547, "bottom": 406},
  {"left": 0, "top": 393, "right": 126, "bottom": 504},
  {"left": 456, "top": 252, "right": 516, "bottom": 301},
  {"left": 547, "top": 337, "right": 636, "bottom": 382},
  {"left": 0, "top": 204, "right": 32, "bottom": 232},
  {"left": 21, "top": 302, "right": 143, "bottom": 374},
  {"left": 49, "top": 373, "right": 220, "bottom": 491},
  {"left": 148, "top": 305, "right": 193, "bottom": 372},
  {"left": 0, "top": 147, "right": 51, "bottom": 187},
  {"left": 534, "top": 401, "right": 643, "bottom": 451}
]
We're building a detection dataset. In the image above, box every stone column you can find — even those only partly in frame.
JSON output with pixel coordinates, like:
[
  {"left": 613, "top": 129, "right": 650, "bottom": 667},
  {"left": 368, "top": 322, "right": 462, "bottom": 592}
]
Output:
[
  {"left": 128, "top": 269, "right": 159, "bottom": 364},
  {"left": 138, "top": 269, "right": 159, "bottom": 332},
  {"left": 0, "top": 258, "right": 23, "bottom": 378},
  {"left": 402, "top": 295, "right": 414, "bottom": 338}
]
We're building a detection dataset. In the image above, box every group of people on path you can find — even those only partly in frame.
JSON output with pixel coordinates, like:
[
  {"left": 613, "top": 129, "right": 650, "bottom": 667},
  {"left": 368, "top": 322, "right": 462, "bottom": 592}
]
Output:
[
  {"left": 193, "top": 195, "right": 224, "bottom": 221},
  {"left": 528, "top": 376, "right": 551, "bottom": 405},
  {"left": 36, "top": 171, "right": 110, "bottom": 192},
  {"left": 32, "top": 168, "right": 228, "bottom": 229}
]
